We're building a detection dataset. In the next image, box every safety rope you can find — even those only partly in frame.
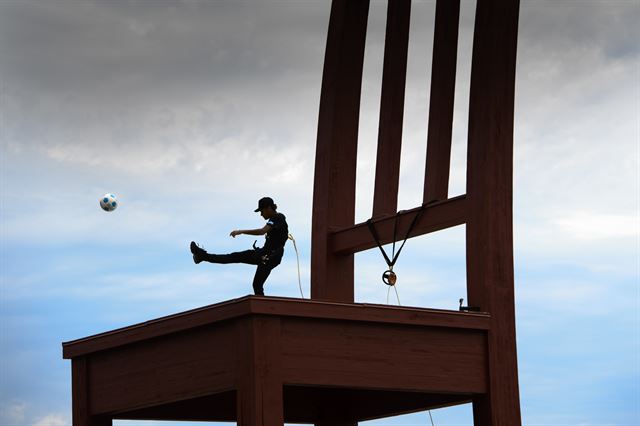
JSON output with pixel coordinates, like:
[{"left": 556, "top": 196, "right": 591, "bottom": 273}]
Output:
[
  {"left": 367, "top": 209, "right": 435, "bottom": 424},
  {"left": 386, "top": 283, "right": 401, "bottom": 305},
  {"left": 288, "top": 233, "right": 304, "bottom": 298}
]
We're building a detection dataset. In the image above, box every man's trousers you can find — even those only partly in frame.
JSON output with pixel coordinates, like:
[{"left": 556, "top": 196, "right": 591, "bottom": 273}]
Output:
[{"left": 201, "top": 248, "right": 282, "bottom": 296}]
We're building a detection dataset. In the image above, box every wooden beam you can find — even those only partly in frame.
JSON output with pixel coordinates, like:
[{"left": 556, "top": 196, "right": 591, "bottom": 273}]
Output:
[
  {"left": 372, "top": 0, "right": 411, "bottom": 217},
  {"left": 465, "top": 0, "right": 521, "bottom": 424},
  {"left": 280, "top": 318, "right": 487, "bottom": 394},
  {"left": 311, "top": 0, "right": 370, "bottom": 302},
  {"left": 72, "top": 358, "right": 112, "bottom": 426},
  {"left": 248, "top": 296, "right": 490, "bottom": 330},
  {"left": 236, "top": 317, "right": 283, "bottom": 426},
  {"left": 423, "top": 0, "right": 460, "bottom": 204},
  {"left": 332, "top": 195, "right": 467, "bottom": 255},
  {"left": 72, "top": 357, "right": 89, "bottom": 426}
]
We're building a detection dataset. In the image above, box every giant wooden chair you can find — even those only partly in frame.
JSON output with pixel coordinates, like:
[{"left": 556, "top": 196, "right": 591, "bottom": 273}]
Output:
[{"left": 63, "top": 0, "right": 522, "bottom": 424}]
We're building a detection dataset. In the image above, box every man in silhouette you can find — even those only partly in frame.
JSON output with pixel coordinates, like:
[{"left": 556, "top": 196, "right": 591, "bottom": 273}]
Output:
[{"left": 190, "top": 197, "right": 288, "bottom": 296}]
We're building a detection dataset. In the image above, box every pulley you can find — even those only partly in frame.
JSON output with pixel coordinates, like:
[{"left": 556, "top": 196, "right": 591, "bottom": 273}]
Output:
[{"left": 382, "top": 269, "right": 397, "bottom": 286}]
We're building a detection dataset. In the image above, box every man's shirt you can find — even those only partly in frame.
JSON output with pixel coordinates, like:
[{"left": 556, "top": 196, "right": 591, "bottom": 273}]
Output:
[{"left": 264, "top": 213, "right": 288, "bottom": 253}]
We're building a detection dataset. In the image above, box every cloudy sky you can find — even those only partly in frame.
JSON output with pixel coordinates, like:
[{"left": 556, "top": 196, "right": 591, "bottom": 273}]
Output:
[{"left": 1, "top": 0, "right": 638, "bottom": 425}]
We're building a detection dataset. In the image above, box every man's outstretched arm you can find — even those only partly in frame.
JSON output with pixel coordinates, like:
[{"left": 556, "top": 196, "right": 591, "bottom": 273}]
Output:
[{"left": 230, "top": 225, "right": 272, "bottom": 238}]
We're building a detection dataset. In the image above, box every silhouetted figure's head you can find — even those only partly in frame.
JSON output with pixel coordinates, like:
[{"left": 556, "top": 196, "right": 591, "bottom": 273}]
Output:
[{"left": 254, "top": 197, "right": 278, "bottom": 219}]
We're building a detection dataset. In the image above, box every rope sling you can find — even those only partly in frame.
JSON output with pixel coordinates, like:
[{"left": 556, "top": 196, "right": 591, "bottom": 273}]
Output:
[{"left": 366, "top": 206, "right": 425, "bottom": 295}]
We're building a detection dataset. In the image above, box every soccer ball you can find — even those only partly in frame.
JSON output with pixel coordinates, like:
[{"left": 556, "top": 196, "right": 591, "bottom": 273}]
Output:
[{"left": 100, "top": 193, "right": 118, "bottom": 212}]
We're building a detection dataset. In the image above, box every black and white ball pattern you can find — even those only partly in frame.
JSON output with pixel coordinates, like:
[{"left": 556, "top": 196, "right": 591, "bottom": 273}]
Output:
[{"left": 100, "top": 193, "right": 118, "bottom": 212}]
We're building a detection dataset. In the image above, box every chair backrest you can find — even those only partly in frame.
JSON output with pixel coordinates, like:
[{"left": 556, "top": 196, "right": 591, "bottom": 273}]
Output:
[{"left": 310, "top": 0, "right": 519, "bottom": 314}]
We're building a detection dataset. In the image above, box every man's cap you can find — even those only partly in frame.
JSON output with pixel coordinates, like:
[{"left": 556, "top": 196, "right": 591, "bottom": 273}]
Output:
[{"left": 254, "top": 197, "right": 276, "bottom": 212}]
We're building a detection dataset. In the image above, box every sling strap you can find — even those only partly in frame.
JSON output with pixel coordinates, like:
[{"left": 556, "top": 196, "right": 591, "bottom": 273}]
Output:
[{"left": 366, "top": 206, "right": 425, "bottom": 286}]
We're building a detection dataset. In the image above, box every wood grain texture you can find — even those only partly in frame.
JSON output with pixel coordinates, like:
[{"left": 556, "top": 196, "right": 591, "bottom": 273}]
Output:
[
  {"left": 332, "top": 195, "right": 467, "bottom": 254},
  {"left": 311, "top": 0, "right": 370, "bottom": 303},
  {"left": 71, "top": 358, "right": 89, "bottom": 426},
  {"left": 63, "top": 297, "right": 248, "bottom": 358},
  {"left": 423, "top": 0, "right": 460, "bottom": 204},
  {"left": 466, "top": 0, "right": 522, "bottom": 424},
  {"left": 88, "top": 322, "right": 236, "bottom": 415},
  {"left": 63, "top": 297, "right": 489, "bottom": 359},
  {"left": 372, "top": 0, "right": 411, "bottom": 217},
  {"left": 236, "top": 316, "right": 284, "bottom": 426},
  {"left": 281, "top": 318, "right": 487, "bottom": 394}
]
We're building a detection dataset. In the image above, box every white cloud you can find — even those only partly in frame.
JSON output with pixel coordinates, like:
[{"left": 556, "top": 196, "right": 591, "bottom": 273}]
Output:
[
  {"left": 33, "top": 414, "right": 68, "bottom": 426},
  {"left": 554, "top": 210, "right": 639, "bottom": 241},
  {"left": 0, "top": 401, "right": 27, "bottom": 425},
  {"left": 0, "top": 403, "right": 68, "bottom": 426}
]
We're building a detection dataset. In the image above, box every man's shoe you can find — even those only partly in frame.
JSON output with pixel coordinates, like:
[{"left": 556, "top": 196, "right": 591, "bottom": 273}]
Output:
[{"left": 190, "top": 241, "right": 206, "bottom": 264}]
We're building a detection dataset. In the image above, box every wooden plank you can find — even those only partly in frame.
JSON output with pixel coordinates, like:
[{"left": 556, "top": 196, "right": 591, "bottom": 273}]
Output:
[
  {"left": 281, "top": 319, "right": 487, "bottom": 394},
  {"left": 236, "top": 319, "right": 253, "bottom": 426},
  {"left": 372, "top": 0, "right": 411, "bottom": 217},
  {"left": 63, "top": 297, "right": 248, "bottom": 358},
  {"left": 72, "top": 358, "right": 112, "bottom": 426},
  {"left": 311, "top": 0, "right": 370, "bottom": 302},
  {"left": 465, "top": 0, "right": 521, "bottom": 424},
  {"left": 423, "top": 0, "right": 460, "bottom": 204},
  {"left": 72, "top": 358, "right": 89, "bottom": 426},
  {"left": 247, "top": 297, "right": 490, "bottom": 330},
  {"left": 64, "top": 296, "right": 488, "bottom": 359},
  {"left": 254, "top": 316, "right": 284, "bottom": 426},
  {"left": 332, "top": 195, "right": 466, "bottom": 254},
  {"left": 236, "top": 317, "right": 284, "bottom": 426},
  {"left": 88, "top": 323, "right": 236, "bottom": 415}
]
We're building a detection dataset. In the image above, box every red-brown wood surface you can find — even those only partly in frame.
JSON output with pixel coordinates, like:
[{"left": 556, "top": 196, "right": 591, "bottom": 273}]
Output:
[
  {"left": 466, "top": 0, "right": 521, "bottom": 424},
  {"left": 63, "top": 297, "right": 248, "bottom": 359},
  {"left": 311, "top": 0, "right": 370, "bottom": 303},
  {"left": 423, "top": 0, "right": 460, "bottom": 204},
  {"left": 88, "top": 321, "right": 236, "bottom": 414},
  {"left": 71, "top": 358, "right": 89, "bottom": 426},
  {"left": 63, "top": 297, "right": 491, "bottom": 423},
  {"left": 332, "top": 195, "right": 467, "bottom": 254},
  {"left": 236, "top": 317, "right": 284, "bottom": 426},
  {"left": 281, "top": 318, "right": 487, "bottom": 393},
  {"left": 372, "top": 0, "right": 411, "bottom": 217},
  {"left": 63, "top": 296, "right": 490, "bottom": 358}
]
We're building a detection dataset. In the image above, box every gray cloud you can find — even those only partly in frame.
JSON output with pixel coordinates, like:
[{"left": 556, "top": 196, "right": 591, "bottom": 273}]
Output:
[
  {"left": 0, "top": 0, "right": 637, "bottom": 246},
  {"left": 1, "top": 0, "right": 330, "bottom": 96},
  {"left": 0, "top": 0, "right": 330, "bottom": 183}
]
